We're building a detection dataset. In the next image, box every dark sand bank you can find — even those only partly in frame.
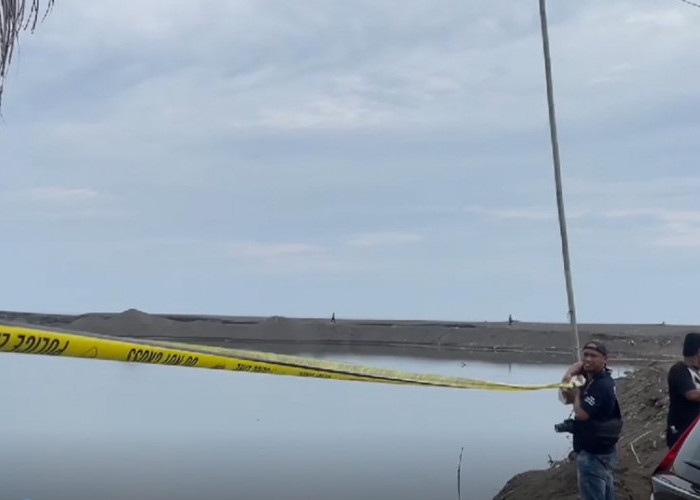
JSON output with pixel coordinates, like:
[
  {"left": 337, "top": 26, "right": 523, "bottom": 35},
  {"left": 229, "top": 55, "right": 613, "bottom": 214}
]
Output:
[{"left": 0, "top": 308, "right": 691, "bottom": 364}]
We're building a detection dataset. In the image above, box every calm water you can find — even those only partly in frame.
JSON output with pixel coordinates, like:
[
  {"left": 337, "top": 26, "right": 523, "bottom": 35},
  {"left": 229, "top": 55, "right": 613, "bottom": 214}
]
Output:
[{"left": 0, "top": 352, "right": 631, "bottom": 500}]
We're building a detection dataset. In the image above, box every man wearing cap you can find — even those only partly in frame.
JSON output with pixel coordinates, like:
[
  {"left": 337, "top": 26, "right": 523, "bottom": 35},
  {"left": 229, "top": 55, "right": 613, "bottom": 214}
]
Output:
[
  {"left": 561, "top": 341, "right": 622, "bottom": 500},
  {"left": 666, "top": 333, "right": 700, "bottom": 448}
]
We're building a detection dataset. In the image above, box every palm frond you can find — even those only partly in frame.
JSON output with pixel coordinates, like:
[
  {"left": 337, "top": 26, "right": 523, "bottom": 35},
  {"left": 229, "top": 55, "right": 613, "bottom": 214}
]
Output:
[{"left": 0, "top": 0, "right": 55, "bottom": 110}]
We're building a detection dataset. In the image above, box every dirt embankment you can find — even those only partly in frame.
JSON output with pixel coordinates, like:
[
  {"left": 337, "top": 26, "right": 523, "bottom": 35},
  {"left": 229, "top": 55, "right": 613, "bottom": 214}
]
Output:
[{"left": 494, "top": 363, "right": 672, "bottom": 500}]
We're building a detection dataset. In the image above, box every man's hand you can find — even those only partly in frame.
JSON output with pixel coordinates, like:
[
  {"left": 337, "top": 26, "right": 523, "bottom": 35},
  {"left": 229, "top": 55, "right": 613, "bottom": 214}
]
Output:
[
  {"left": 685, "top": 389, "right": 700, "bottom": 402},
  {"left": 562, "top": 361, "right": 583, "bottom": 383}
]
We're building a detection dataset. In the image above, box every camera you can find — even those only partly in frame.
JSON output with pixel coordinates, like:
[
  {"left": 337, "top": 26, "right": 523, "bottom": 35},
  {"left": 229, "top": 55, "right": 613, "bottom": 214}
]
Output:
[{"left": 554, "top": 418, "right": 575, "bottom": 434}]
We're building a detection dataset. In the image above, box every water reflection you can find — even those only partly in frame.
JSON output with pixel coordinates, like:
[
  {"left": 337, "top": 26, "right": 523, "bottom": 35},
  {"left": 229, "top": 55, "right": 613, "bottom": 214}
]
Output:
[{"left": 0, "top": 352, "right": 626, "bottom": 500}]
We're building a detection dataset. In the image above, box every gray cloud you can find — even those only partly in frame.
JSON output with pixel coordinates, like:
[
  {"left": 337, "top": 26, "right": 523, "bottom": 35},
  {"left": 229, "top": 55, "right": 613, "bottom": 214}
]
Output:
[{"left": 0, "top": 0, "right": 698, "bottom": 321}]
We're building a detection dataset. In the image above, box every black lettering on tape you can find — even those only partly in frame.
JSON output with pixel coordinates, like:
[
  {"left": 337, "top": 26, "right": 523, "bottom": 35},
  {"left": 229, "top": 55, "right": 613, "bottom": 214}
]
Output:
[
  {"left": 127, "top": 348, "right": 164, "bottom": 364},
  {"left": 299, "top": 371, "right": 331, "bottom": 378},
  {"left": 23, "top": 336, "right": 38, "bottom": 353},
  {"left": 37, "top": 337, "right": 51, "bottom": 354},
  {"left": 0, "top": 333, "right": 11, "bottom": 349},
  {"left": 233, "top": 363, "right": 270, "bottom": 373},
  {"left": 22, "top": 336, "right": 37, "bottom": 352},
  {"left": 132, "top": 351, "right": 198, "bottom": 367},
  {"left": 144, "top": 351, "right": 162, "bottom": 363},
  {"left": 164, "top": 353, "right": 181, "bottom": 365},
  {"left": 7, "top": 335, "right": 68, "bottom": 355},
  {"left": 51, "top": 340, "right": 69, "bottom": 355},
  {"left": 47, "top": 339, "right": 59, "bottom": 353},
  {"left": 12, "top": 335, "right": 25, "bottom": 350}
]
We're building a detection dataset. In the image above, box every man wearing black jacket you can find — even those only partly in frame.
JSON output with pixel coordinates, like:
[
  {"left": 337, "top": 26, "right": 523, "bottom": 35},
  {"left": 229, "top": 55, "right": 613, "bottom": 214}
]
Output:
[{"left": 561, "top": 341, "right": 622, "bottom": 500}]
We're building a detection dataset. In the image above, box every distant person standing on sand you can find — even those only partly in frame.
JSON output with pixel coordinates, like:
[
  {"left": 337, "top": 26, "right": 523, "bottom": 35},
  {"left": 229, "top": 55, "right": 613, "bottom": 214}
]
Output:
[
  {"left": 666, "top": 333, "right": 700, "bottom": 448},
  {"left": 331, "top": 313, "right": 336, "bottom": 324},
  {"left": 508, "top": 314, "right": 513, "bottom": 326}
]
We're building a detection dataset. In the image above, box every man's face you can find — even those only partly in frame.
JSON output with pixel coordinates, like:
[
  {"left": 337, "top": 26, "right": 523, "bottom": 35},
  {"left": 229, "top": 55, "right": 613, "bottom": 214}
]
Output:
[{"left": 582, "top": 348, "right": 607, "bottom": 373}]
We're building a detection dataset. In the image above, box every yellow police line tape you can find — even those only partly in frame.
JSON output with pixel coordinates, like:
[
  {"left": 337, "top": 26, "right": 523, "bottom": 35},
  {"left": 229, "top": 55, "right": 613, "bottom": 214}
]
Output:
[{"left": 0, "top": 323, "right": 571, "bottom": 391}]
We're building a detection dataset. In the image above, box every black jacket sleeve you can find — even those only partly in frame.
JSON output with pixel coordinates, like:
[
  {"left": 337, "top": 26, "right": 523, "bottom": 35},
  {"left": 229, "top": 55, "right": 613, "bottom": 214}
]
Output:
[
  {"left": 669, "top": 363, "right": 697, "bottom": 398},
  {"left": 580, "top": 377, "right": 615, "bottom": 420}
]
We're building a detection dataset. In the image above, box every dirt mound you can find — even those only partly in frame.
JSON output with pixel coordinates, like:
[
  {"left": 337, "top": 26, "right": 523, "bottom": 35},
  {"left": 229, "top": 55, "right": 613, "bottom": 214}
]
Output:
[
  {"left": 67, "top": 310, "right": 327, "bottom": 341},
  {"left": 69, "top": 309, "right": 195, "bottom": 337},
  {"left": 493, "top": 363, "right": 672, "bottom": 500}
]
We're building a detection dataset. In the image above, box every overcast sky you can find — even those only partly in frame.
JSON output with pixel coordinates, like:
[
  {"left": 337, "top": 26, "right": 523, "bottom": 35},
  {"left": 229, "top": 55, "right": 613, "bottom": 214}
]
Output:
[{"left": 0, "top": 0, "right": 698, "bottom": 323}]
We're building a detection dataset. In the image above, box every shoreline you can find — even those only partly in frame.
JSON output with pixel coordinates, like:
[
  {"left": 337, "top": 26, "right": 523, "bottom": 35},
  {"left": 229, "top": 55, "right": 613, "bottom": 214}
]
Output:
[{"left": 0, "top": 308, "right": 690, "bottom": 365}]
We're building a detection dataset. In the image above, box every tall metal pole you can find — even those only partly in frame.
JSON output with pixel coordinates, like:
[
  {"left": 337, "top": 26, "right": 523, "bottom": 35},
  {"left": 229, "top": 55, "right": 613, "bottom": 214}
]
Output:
[{"left": 538, "top": 0, "right": 581, "bottom": 361}]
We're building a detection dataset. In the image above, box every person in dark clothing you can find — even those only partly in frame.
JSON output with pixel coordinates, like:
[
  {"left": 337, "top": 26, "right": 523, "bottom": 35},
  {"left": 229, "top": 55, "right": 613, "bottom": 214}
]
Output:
[
  {"left": 561, "top": 341, "right": 622, "bottom": 500},
  {"left": 666, "top": 333, "right": 700, "bottom": 448}
]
